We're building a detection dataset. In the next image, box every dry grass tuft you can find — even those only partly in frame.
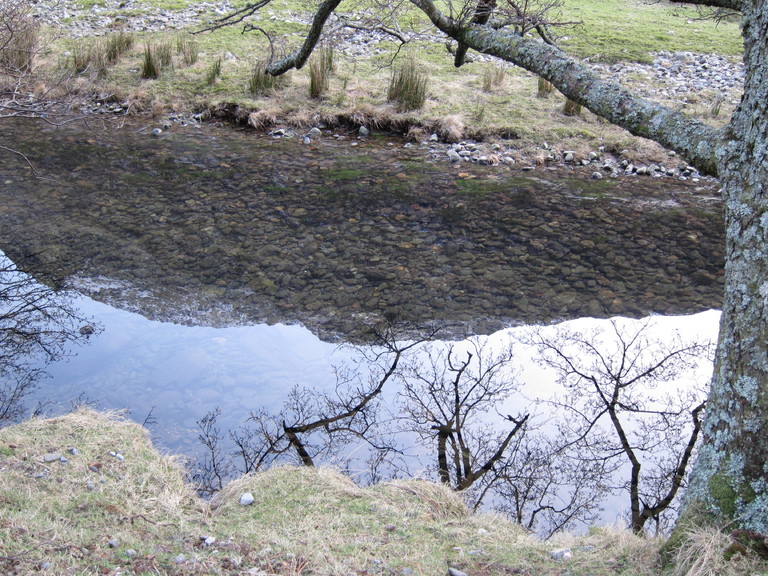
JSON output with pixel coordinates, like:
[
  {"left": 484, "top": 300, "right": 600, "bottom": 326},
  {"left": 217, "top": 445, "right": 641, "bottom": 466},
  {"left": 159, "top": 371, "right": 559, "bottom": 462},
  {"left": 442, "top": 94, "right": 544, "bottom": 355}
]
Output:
[
  {"left": 0, "top": 409, "right": 199, "bottom": 574},
  {"left": 345, "top": 104, "right": 389, "bottom": 130},
  {"left": 435, "top": 114, "right": 465, "bottom": 142},
  {"left": 671, "top": 526, "right": 767, "bottom": 576},
  {"left": 308, "top": 46, "right": 334, "bottom": 99},
  {"left": 248, "top": 108, "right": 280, "bottom": 130},
  {"left": 387, "top": 55, "right": 428, "bottom": 111},
  {"left": 284, "top": 108, "right": 319, "bottom": 128},
  {"left": 482, "top": 63, "right": 506, "bottom": 93},
  {"left": 405, "top": 125, "right": 426, "bottom": 141},
  {"left": 248, "top": 60, "right": 290, "bottom": 97}
]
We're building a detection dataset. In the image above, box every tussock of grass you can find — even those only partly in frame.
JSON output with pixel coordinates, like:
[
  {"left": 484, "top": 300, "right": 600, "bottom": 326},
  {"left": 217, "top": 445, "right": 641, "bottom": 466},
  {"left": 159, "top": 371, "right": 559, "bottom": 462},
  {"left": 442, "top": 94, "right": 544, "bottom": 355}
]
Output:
[
  {"left": 670, "top": 526, "right": 767, "bottom": 576},
  {"left": 482, "top": 63, "right": 506, "bottom": 93},
  {"left": 205, "top": 57, "right": 222, "bottom": 85},
  {"left": 248, "top": 60, "right": 290, "bottom": 97},
  {"left": 175, "top": 33, "right": 198, "bottom": 67},
  {"left": 141, "top": 42, "right": 160, "bottom": 79},
  {"left": 0, "top": 409, "right": 198, "bottom": 575},
  {"left": 434, "top": 114, "right": 466, "bottom": 142},
  {"left": 309, "top": 46, "right": 334, "bottom": 99},
  {"left": 387, "top": 55, "right": 428, "bottom": 111}
]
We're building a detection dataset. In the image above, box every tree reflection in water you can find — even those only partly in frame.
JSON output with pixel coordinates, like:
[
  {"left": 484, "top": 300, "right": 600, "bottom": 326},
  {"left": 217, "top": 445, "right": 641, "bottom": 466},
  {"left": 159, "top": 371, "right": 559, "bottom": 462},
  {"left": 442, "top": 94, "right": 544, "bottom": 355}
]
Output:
[{"left": 0, "top": 251, "right": 96, "bottom": 423}]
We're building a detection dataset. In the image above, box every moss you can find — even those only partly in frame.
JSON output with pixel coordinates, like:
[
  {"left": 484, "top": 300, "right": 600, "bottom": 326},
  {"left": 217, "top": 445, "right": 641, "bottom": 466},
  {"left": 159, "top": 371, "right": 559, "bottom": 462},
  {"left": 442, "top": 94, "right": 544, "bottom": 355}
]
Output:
[
  {"left": 326, "top": 167, "right": 368, "bottom": 180},
  {"left": 709, "top": 473, "right": 739, "bottom": 519}
]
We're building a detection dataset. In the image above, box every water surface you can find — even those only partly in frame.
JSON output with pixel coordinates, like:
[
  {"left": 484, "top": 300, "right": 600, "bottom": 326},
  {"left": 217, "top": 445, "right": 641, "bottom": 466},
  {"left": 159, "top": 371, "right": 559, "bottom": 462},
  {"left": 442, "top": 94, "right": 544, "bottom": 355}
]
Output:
[{"left": 0, "top": 118, "right": 724, "bottom": 341}]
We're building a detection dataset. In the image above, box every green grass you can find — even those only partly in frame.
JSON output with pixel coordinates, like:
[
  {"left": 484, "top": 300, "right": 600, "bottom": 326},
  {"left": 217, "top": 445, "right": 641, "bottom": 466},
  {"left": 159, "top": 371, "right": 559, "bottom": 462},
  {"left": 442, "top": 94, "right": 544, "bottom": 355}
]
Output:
[{"left": 558, "top": 0, "right": 742, "bottom": 62}]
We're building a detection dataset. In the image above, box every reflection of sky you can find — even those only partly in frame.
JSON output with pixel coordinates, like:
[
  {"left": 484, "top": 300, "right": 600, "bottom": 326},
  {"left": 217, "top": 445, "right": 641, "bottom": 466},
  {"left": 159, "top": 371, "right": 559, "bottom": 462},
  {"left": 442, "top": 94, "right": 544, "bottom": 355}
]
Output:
[
  {"left": 32, "top": 294, "right": 720, "bottom": 455},
  {"left": 30, "top": 296, "right": 346, "bottom": 455}
]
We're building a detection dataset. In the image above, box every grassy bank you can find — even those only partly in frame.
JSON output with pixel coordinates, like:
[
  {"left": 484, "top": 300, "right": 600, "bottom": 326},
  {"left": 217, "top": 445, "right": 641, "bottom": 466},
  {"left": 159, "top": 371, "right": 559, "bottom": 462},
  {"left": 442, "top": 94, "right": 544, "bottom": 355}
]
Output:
[
  {"left": 20, "top": 0, "right": 743, "bottom": 160},
  {"left": 1, "top": 409, "right": 765, "bottom": 576}
]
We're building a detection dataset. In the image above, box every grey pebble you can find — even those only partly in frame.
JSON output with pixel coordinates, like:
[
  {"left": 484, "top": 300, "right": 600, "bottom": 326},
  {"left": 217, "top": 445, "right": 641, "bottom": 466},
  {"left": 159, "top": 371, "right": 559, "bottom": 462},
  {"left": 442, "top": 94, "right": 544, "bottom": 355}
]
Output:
[
  {"left": 125, "top": 549, "right": 137, "bottom": 558},
  {"left": 43, "top": 453, "right": 61, "bottom": 462},
  {"left": 239, "top": 492, "right": 255, "bottom": 506},
  {"left": 448, "top": 568, "right": 468, "bottom": 576}
]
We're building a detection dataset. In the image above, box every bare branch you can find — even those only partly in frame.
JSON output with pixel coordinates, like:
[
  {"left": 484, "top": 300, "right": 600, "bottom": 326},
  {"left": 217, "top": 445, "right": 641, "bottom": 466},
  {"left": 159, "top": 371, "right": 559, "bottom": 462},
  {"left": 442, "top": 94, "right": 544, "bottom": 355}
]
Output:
[{"left": 267, "top": 0, "right": 345, "bottom": 75}]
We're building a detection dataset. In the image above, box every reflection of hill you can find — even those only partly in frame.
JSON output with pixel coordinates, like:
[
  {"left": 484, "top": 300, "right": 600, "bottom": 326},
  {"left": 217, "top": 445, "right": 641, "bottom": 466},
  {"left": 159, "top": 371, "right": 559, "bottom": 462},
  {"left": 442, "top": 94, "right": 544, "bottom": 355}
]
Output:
[{"left": 0, "top": 120, "right": 724, "bottom": 341}]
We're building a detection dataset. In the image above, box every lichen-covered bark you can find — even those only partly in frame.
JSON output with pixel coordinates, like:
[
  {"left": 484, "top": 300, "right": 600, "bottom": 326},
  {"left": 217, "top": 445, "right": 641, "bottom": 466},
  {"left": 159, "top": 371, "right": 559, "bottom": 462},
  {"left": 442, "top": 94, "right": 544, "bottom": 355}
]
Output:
[{"left": 681, "top": 0, "right": 768, "bottom": 532}]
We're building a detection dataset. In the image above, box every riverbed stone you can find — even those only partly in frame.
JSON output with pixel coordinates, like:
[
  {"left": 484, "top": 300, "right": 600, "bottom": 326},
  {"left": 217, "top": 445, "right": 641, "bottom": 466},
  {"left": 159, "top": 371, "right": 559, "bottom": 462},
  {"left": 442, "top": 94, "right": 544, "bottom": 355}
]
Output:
[
  {"left": 0, "top": 116, "right": 724, "bottom": 343},
  {"left": 447, "top": 149, "right": 462, "bottom": 163}
]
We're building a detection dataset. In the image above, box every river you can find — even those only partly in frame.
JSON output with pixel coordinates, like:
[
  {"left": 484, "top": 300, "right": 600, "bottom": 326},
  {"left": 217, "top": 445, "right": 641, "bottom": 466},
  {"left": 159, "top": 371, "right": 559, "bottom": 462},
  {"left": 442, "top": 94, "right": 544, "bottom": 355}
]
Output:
[{"left": 0, "top": 117, "right": 723, "bottom": 530}]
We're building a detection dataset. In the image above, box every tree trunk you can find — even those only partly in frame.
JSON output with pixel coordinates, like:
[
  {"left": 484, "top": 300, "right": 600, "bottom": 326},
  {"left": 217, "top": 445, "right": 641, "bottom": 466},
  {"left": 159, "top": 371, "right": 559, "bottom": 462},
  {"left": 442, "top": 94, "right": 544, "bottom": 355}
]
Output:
[{"left": 678, "top": 1, "right": 768, "bottom": 533}]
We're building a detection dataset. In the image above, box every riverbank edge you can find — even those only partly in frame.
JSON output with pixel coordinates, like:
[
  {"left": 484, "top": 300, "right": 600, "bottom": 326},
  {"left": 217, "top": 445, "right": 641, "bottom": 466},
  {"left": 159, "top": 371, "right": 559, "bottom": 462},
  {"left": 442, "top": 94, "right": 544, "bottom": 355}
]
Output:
[{"left": 0, "top": 408, "right": 722, "bottom": 576}]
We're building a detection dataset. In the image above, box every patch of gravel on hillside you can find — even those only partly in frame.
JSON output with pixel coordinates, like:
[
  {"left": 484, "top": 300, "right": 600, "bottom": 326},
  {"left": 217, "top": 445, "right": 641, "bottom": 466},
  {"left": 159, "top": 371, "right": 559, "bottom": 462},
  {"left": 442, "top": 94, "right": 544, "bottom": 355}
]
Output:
[
  {"left": 592, "top": 51, "right": 744, "bottom": 105},
  {"left": 34, "top": 0, "right": 235, "bottom": 35}
]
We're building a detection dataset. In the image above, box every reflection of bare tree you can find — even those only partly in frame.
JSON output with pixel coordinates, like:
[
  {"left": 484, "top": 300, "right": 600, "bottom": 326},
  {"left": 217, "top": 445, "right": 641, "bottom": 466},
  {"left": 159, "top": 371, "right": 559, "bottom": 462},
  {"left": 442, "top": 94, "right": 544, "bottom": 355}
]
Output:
[
  {"left": 394, "top": 338, "right": 528, "bottom": 493},
  {"left": 523, "top": 319, "right": 714, "bottom": 534},
  {"left": 194, "top": 327, "right": 611, "bottom": 535},
  {"left": 193, "top": 323, "right": 438, "bottom": 495},
  {"left": 0, "top": 252, "right": 95, "bottom": 423}
]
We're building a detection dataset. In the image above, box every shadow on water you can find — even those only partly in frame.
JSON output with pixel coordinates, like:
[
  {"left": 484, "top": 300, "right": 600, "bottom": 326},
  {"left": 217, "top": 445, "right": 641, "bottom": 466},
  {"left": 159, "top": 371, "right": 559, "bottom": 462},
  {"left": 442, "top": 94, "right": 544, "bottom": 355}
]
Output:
[{"left": 0, "top": 118, "right": 724, "bottom": 342}]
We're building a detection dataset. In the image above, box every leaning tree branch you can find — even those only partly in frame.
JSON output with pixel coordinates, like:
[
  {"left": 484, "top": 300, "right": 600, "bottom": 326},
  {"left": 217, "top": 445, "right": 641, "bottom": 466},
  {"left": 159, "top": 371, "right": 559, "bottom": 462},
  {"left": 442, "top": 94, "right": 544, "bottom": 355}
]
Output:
[
  {"left": 410, "top": 0, "right": 722, "bottom": 175},
  {"left": 266, "top": 0, "right": 344, "bottom": 75}
]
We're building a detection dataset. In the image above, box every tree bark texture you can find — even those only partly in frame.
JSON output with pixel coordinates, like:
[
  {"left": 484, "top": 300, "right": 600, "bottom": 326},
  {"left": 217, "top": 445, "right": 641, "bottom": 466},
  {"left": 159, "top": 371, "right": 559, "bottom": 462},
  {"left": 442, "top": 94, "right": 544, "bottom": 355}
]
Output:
[{"left": 681, "top": 0, "right": 768, "bottom": 532}]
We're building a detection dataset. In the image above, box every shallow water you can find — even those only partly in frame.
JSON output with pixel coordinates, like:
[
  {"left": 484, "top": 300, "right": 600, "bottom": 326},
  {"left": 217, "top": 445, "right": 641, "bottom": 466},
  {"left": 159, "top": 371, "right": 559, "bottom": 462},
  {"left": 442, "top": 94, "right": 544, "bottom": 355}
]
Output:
[
  {"left": 0, "top": 117, "right": 724, "bottom": 462},
  {"left": 0, "top": 118, "right": 724, "bottom": 341}
]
